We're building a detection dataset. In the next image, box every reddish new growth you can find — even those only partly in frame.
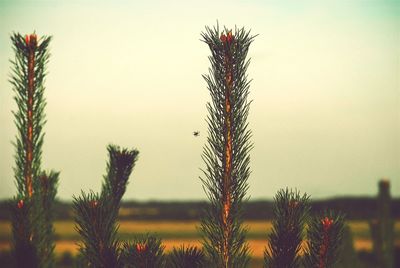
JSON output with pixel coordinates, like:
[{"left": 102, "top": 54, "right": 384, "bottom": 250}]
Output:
[
  {"left": 220, "top": 31, "right": 234, "bottom": 44},
  {"left": 318, "top": 217, "right": 334, "bottom": 268},
  {"left": 25, "top": 34, "right": 37, "bottom": 49},
  {"left": 136, "top": 243, "right": 147, "bottom": 253},
  {"left": 90, "top": 200, "right": 99, "bottom": 208},
  {"left": 288, "top": 200, "right": 299, "bottom": 209},
  {"left": 17, "top": 199, "right": 24, "bottom": 209},
  {"left": 321, "top": 217, "right": 333, "bottom": 231}
]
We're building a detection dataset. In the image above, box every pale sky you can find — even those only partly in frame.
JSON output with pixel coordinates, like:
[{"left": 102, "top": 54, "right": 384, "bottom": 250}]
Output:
[{"left": 0, "top": 0, "right": 399, "bottom": 201}]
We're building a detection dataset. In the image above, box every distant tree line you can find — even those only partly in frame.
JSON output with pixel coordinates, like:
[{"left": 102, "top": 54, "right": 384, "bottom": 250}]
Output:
[{"left": 0, "top": 197, "right": 398, "bottom": 221}]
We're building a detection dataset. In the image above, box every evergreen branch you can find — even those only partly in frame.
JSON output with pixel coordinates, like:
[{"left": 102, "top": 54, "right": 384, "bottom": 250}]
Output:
[
  {"left": 200, "top": 24, "right": 255, "bottom": 268},
  {"left": 168, "top": 245, "right": 207, "bottom": 268},
  {"left": 101, "top": 144, "right": 139, "bottom": 206},
  {"left": 74, "top": 145, "right": 139, "bottom": 267},
  {"left": 121, "top": 235, "right": 165, "bottom": 268},
  {"left": 73, "top": 191, "right": 121, "bottom": 268},
  {"left": 9, "top": 32, "right": 57, "bottom": 267},
  {"left": 304, "top": 210, "right": 345, "bottom": 268},
  {"left": 34, "top": 171, "right": 59, "bottom": 268},
  {"left": 9, "top": 32, "right": 51, "bottom": 197},
  {"left": 10, "top": 197, "right": 39, "bottom": 268},
  {"left": 264, "top": 188, "right": 310, "bottom": 268}
]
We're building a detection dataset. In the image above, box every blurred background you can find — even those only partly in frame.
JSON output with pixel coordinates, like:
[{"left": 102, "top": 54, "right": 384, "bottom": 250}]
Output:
[{"left": 0, "top": 0, "right": 399, "bottom": 267}]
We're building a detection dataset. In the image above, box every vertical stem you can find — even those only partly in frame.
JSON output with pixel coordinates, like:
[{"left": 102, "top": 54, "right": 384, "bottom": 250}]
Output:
[
  {"left": 318, "top": 232, "right": 329, "bottom": 268},
  {"left": 26, "top": 38, "right": 35, "bottom": 198},
  {"left": 222, "top": 49, "right": 233, "bottom": 268},
  {"left": 318, "top": 217, "right": 333, "bottom": 268}
]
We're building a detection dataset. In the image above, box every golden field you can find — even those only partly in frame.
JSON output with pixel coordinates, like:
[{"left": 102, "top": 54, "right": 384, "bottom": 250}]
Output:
[{"left": 1, "top": 220, "right": 399, "bottom": 258}]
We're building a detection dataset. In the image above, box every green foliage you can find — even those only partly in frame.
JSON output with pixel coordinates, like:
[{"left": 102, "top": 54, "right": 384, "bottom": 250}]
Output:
[
  {"left": 121, "top": 235, "right": 165, "bottom": 268},
  {"left": 9, "top": 33, "right": 51, "bottom": 197},
  {"left": 73, "top": 145, "right": 139, "bottom": 267},
  {"left": 73, "top": 191, "right": 121, "bottom": 268},
  {"left": 304, "top": 210, "right": 345, "bottom": 268},
  {"left": 9, "top": 32, "right": 58, "bottom": 268},
  {"left": 102, "top": 145, "right": 139, "bottom": 205},
  {"left": 369, "top": 179, "right": 394, "bottom": 268},
  {"left": 264, "top": 190, "right": 345, "bottom": 268},
  {"left": 35, "top": 171, "right": 60, "bottom": 268},
  {"left": 10, "top": 197, "right": 38, "bottom": 268},
  {"left": 168, "top": 245, "right": 206, "bottom": 268},
  {"left": 264, "top": 188, "right": 310, "bottom": 268},
  {"left": 200, "top": 23, "right": 256, "bottom": 268}
]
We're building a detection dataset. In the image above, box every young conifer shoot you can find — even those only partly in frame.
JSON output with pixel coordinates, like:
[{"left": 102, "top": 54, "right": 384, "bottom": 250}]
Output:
[
  {"left": 9, "top": 32, "right": 59, "bottom": 268},
  {"left": 304, "top": 211, "right": 345, "bottom": 268},
  {"left": 200, "top": 24, "right": 256, "bottom": 268},
  {"left": 264, "top": 189, "right": 310, "bottom": 268},
  {"left": 73, "top": 145, "right": 139, "bottom": 267},
  {"left": 120, "top": 235, "right": 166, "bottom": 268}
]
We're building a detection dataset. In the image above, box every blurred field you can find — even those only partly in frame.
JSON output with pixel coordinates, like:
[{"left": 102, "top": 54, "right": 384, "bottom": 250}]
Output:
[{"left": 1, "top": 220, "right": 399, "bottom": 258}]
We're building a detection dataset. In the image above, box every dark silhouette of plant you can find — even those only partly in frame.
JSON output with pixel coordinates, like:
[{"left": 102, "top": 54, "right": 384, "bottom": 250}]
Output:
[
  {"left": 264, "top": 189, "right": 310, "bottom": 268},
  {"left": 121, "top": 235, "right": 166, "bottom": 268},
  {"left": 168, "top": 245, "right": 206, "bottom": 268},
  {"left": 73, "top": 145, "right": 139, "bottom": 267}
]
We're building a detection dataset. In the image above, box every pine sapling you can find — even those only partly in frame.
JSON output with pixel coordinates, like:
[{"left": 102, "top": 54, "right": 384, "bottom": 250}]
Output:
[
  {"left": 74, "top": 192, "right": 120, "bottom": 267},
  {"left": 73, "top": 145, "right": 139, "bottom": 267},
  {"left": 304, "top": 211, "right": 345, "bottom": 268},
  {"left": 264, "top": 188, "right": 310, "bottom": 268},
  {"left": 121, "top": 235, "right": 166, "bottom": 268},
  {"left": 200, "top": 24, "right": 256, "bottom": 268},
  {"left": 9, "top": 32, "right": 59, "bottom": 268}
]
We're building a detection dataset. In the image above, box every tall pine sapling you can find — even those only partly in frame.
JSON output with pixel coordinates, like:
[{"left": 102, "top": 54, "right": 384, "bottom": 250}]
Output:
[
  {"left": 264, "top": 189, "right": 310, "bottom": 268},
  {"left": 200, "top": 24, "right": 256, "bottom": 268},
  {"left": 73, "top": 145, "right": 139, "bottom": 267},
  {"left": 9, "top": 32, "right": 59, "bottom": 268}
]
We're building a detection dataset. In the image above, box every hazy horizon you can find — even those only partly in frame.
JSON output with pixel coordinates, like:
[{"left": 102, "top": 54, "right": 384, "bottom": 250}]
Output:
[
  {"left": 0, "top": 194, "right": 394, "bottom": 203},
  {"left": 1, "top": 0, "right": 399, "bottom": 201}
]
